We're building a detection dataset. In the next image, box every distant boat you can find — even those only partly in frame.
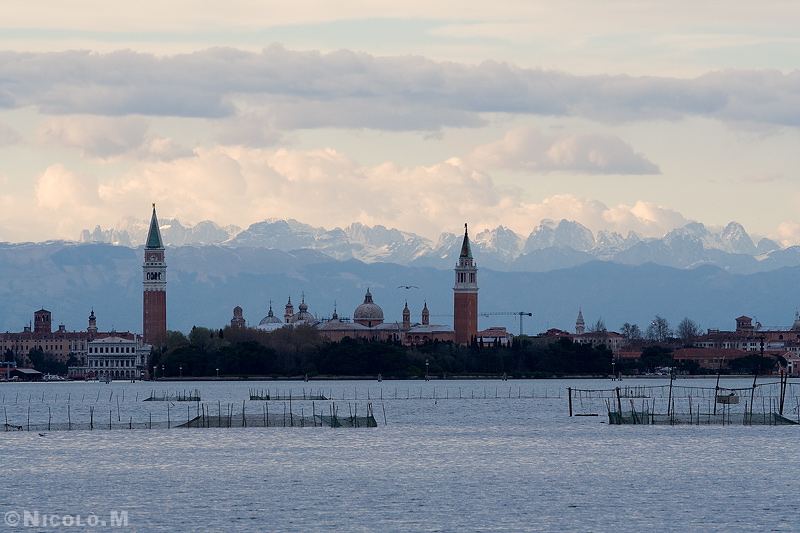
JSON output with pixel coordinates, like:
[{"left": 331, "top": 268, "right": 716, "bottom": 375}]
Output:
[{"left": 42, "top": 374, "right": 67, "bottom": 382}]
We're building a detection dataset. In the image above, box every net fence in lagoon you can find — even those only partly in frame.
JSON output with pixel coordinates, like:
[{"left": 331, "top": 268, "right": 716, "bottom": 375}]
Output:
[
  {"left": 1, "top": 400, "right": 380, "bottom": 432},
  {"left": 568, "top": 376, "right": 800, "bottom": 426}
]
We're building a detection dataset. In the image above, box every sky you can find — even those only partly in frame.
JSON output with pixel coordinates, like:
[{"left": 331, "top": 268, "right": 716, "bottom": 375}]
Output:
[{"left": 2, "top": 2, "right": 800, "bottom": 245}]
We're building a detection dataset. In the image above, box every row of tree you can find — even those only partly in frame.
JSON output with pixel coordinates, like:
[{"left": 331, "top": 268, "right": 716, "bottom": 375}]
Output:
[
  {"left": 589, "top": 315, "right": 702, "bottom": 346},
  {"left": 147, "top": 326, "right": 621, "bottom": 379},
  {"left": 146, "top": 323, "right": 776, "bottom": 379},
  {"left": 4, "top": 347, "right": 77, "bottom": 375}
]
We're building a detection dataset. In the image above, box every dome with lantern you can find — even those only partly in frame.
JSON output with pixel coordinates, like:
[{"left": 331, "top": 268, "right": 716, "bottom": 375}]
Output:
[
  {"left": 257, "top": 303, "right": 283, "bottom": 331},
  {"left": 353, "top": 288, "right": 384, "bottom": 327}
]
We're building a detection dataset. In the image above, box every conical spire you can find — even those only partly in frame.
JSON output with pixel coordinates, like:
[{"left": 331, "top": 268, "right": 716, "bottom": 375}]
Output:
[
  {"left": 459, "top": 223, "right": 472, "bottom": 259},
  {"left": 145, "top": 203, "right": 164, "bottom": 248}
]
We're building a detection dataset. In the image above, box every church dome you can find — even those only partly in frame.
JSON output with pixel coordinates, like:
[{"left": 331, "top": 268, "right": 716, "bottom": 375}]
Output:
[
  {"left": 353, "top": 288, "right": 384, "bottom": 326},
  {"left": 258, "top": 305, "right": 282, "bottom": 327}
]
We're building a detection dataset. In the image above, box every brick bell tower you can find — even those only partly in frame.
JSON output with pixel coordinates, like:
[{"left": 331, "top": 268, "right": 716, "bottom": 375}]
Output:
[
  {"left": 453, "top": 223, "right": 478, "bottom": 344},
  {"left": 143, "top": 204, "right": 167, "bottom": 346}
]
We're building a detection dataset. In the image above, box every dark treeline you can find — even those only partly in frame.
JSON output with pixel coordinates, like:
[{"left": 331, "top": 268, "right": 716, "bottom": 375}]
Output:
[
  {"left": 147, "top": 326, "right": 622, "bottom": 378},
  {"left": 4, "top": 347, "right": 75, "bottom": 375}
]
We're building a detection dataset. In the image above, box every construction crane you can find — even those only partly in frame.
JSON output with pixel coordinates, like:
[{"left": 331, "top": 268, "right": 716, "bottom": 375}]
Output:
[{"left": 481, "top": 312, "right": 532, "bottom": 336}]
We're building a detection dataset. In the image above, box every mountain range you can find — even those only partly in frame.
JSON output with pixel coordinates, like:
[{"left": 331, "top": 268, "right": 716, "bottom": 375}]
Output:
[
  {"left": 2, "top": 240, "right": 800, "bottom": 338},
  {"left": 80, "top": 217, "right": 794, "bottom": 275}
]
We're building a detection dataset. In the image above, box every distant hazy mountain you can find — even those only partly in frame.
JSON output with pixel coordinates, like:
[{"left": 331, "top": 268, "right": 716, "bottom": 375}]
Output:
[
  {"left": 77, "top": 216, "right": 794, "bottom": 275},
  {"left": 4, "top": 241, "right": 800, "bottom": 338}
]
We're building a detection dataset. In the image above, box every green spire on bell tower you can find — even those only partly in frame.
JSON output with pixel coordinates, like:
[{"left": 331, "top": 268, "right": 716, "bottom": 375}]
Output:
[
  {"left": 459, "top": 223, "right": 472, "bottom": 259},
  {"left": 145, "top": 203, "right": 163, "bottom": 249}
]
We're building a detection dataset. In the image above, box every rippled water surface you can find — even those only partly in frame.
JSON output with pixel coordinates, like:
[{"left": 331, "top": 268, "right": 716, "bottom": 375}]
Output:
[{"left": 1, "top": 378, "right": 798, "bottom": 531}]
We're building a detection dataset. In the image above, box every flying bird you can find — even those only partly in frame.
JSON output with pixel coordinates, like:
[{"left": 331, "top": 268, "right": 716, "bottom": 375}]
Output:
[{"left": 397, "top": 285, "right": 419, "bottom": 289}]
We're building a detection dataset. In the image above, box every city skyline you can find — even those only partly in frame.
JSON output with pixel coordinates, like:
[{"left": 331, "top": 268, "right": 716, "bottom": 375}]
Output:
[{"left": 2, "top": 3, "right": 800, "bottom": 245}]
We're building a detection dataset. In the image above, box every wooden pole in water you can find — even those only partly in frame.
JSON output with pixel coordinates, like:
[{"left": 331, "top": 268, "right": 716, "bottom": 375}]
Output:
[
  {"left": 615, "top": 387, "right": 623, "bottom": 417},
  {"left": 667, "top": 373, "right": 674, "bottom": 420},
  {"left": 749, "top": 372, "right": 757, "bottom": 426},
  {"left": 568, "top": 387, "right": 573, "bottom": 417},
  {"left": 779, "top": 371, "right": 787, "bottom": 416},
  {"left": 48, "top": 406, "right": 51, "bottom": 431},
  {"left": 713, "top": 359, "right": 723, "bottom": 416}
]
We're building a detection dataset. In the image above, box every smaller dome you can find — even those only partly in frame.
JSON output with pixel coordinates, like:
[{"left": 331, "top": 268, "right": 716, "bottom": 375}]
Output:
[
  {"left": 259, "top": 305, "right": 282, "bottom": 326},
  {"left": 233, "top": 306, "right": 243, "bottom": 318}
]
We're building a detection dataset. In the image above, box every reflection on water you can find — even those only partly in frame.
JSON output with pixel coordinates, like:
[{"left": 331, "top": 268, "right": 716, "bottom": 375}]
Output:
[{"left": 0, "top": 378, "right": 798, "bottom": 531}]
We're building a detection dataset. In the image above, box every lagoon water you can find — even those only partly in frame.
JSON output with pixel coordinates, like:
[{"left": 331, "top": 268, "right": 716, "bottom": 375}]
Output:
[{"left": 1, "top": 378, "right": 798, "bottom": 531}]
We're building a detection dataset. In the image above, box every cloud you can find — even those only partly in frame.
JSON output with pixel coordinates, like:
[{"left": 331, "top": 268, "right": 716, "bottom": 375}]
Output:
[
  {"left": 8, "top": 146, "right": 692, "bottom": 242},
  {"left": 1, "top": 47, "right": 800, "bottom": 133},
  {"left": 212, "top": 112, "right": 284, "bottom": 147},
  {"left": 35, "top": 115, "right": 193, "bottom": 161},
  {"left": 773, "top": 220, "right": 800, "bottom": 247},
  {"left": 0, "top": 121, "right": 20, "bottom": 146},
  {"left": 36, "top": 164, "right": 100, "bottom": 209},
  {"left": 468, "top": 126, "right": 660, "bottom": 174}
]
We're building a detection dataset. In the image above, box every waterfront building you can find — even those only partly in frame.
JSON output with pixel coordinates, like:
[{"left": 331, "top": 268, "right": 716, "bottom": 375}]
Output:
[
  {"left": 83, "top": 330, "right": 149, "bottom": 380},
  {"left": 572, "top": 330, "right": 627, "bottom": 352},
  {"left": 0, "top": 309, "right": 93, "bottom": 363},
  {"left": 143, "top": 204, "right": 167, "bottom": 346},
  {"left": 696, "top": 314, "right": 800, "bottom": 355},
  {"left": 0, "top": 308, "right": 149, "bottom": 379},
  {"left": 453, "top": 224, "right": 478, "bottom": 345}
]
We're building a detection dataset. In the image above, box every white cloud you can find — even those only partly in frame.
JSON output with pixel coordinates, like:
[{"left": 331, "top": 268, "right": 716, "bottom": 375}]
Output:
[
  {"left": 12, "top": 147, "right": 689, "bottom": 242},
  {"left": 35, "top": 115, "right": 193, "bottom": 161},
  {"left": 36, "top": 164, "right": 99, "bottom": 209},
  {"left": 773, "top": 220, "right": 800, "bottom": 247},
  {"left": 468, "top": 126, "right": 660, "bottom": 174}
]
